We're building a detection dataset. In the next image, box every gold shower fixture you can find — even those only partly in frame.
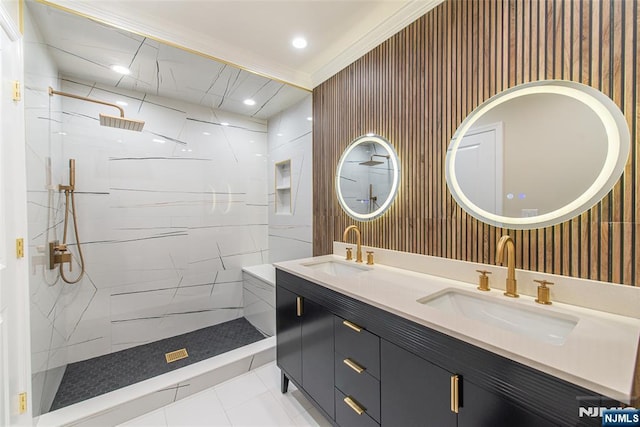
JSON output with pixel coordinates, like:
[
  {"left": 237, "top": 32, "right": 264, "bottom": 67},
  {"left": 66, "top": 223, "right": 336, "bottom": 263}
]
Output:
[{"left": 48, "top": 87, "right": 145, "bottom": 132}]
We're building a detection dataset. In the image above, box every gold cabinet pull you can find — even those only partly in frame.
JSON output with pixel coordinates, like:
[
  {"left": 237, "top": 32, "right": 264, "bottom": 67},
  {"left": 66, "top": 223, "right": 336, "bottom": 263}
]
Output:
[
  {"left": 343, "top": 396, "right": 365, "bottom": 415},
  {"left": 296, "top": 296, "right": 303, "bottom": 317},
  {"left": 450, "top": 374, "right": 459, "bottom": 413},
  {"left": 342, "top": 320, "right": 362, "bottom": 332},
  {"left": 343, "top": 358, "right": 365, "bottom": 374}
]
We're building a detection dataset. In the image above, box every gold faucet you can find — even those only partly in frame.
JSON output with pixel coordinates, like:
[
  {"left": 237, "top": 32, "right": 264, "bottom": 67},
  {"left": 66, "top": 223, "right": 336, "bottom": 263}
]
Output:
[
  {"left": 496, "top": 235, "right": 518, "bottom": 298},
  {"left": 343, "top": 225, "right": 363, "bottom": 263}
]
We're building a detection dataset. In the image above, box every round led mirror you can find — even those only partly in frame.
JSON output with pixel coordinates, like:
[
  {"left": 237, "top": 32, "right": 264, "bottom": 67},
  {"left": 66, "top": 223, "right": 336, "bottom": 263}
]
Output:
[
  {"left": 445, "top": 80, "right": 630, "bottom": 230},
  {"left": 336, "top": 134, "right": 400, "bottom": 221}
]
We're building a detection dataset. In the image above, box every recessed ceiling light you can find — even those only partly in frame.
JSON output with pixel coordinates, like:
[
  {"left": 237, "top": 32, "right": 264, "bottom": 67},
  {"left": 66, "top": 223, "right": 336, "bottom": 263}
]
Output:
[
  {"left": 306, "top": 117, "right": 312, "bottom": 121},
  {"left": 277, "top": 133, "right": 283, "bottom": 137},
  {"left": 152, "top": 138, "right": 165, "bottom": 144},
  {"left": 203, "top": 132, "right": 211, "bottom": 136},
  {"left": 221, "top": 122, "right": 229, "bottom": 126},
  {"left": 292, "top": 37, "right": 308, "bottom": 49},
  {"left": 116, "top": 101, "right": 128, "bottom": 106},
  {"left": 110, "top": 65, "right": 131, "bottom": 75},
  {"left": 243, "top": 99, "right": 256, "bottom": 106}
]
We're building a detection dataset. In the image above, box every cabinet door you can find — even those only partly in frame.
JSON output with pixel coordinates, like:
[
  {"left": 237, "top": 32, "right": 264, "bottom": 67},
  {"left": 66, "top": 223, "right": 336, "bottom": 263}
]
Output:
[
  {"left": 458, "top": 380, "right": 557, "bottom": 427},
  {"left": 276, "top": 286, "right": 302, "bottom": 385},
  {"left": 301, "top": 299, "right": 335, "bottom": 418},
  {"left": 381, "top": 340, "right": 456, "bottom": 427}
]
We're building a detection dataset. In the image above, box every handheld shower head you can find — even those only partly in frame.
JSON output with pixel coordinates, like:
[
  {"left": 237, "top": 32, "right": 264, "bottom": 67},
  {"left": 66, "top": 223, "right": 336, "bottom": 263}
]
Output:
[{"left": 49, "top": 87, "right": 145, "bottom": 132}]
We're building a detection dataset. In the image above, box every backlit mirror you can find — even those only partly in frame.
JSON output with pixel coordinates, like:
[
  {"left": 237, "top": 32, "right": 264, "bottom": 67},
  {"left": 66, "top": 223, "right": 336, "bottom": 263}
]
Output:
[
  {"left": 336, "top": 134, "right": 400, "bottom": 220},
  {"left": 446, "top": 80, "right": 630, "bottom": 229}
]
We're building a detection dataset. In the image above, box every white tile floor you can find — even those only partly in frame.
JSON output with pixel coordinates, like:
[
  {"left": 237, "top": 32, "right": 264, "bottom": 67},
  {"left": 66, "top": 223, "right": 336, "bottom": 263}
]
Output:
[{"left": 118, "top": 362, "right": 332, "bottom": 427}]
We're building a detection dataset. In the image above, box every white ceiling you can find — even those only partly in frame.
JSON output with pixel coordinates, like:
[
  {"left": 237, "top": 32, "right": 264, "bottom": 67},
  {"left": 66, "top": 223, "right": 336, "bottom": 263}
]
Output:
[
  {"left": 28, "top": 1, "right": 311, "bottom": 120},
  {"left": 41, "top": 0, "right": 444, "bottom": 90}
]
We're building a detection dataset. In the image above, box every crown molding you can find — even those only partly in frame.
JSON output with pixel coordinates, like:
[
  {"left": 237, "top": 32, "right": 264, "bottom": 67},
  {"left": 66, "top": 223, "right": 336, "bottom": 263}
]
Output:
[
  {"left": 41, "top": 0, "right": 444, "bottom": 91},
  {"left": 0, "top": 1, "right": 21, "bottom": 41},
  {"left": 310, "top": 0, "right": 444, "bottom": 87}
]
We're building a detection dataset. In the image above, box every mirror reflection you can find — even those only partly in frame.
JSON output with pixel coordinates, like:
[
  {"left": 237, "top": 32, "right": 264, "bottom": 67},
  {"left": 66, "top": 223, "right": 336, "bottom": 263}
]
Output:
[
  {"left": 446, "top": 80, "right": 630, "bottom": 229},
  {"left": 336, "top": 134, "right": 400, "bottom": 220}
]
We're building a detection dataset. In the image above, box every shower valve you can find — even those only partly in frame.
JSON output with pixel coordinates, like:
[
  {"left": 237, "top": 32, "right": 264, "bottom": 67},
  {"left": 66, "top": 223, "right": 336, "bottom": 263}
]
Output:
[{"left": 48, "top": 240, "right": 72, "bottom": 270}]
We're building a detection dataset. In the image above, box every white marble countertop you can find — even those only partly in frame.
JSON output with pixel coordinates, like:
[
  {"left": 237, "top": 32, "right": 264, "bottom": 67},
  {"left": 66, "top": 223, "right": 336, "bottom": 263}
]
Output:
[{"left": 274, "top": 254, "right": 640, "bottom": 404}]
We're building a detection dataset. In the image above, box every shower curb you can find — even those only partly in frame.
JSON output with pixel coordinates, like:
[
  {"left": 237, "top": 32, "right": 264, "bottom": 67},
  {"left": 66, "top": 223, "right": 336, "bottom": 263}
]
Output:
[{"left": 34, "top": 337, "right": 275, "bottom": 427}]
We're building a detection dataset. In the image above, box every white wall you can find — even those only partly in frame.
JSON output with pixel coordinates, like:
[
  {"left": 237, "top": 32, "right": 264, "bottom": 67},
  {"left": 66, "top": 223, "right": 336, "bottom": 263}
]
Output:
[
  {"left": 24, "top": 10, "right": 269, "bottom": 412},
  {"left": 267, "top": 95, "right": 312, "bottom": 262}
]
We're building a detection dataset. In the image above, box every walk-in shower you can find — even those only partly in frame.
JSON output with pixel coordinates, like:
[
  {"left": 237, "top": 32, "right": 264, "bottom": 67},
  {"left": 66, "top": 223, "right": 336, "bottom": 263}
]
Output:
[{"left": 25, "top": 2, "right": 309, "bottom": 423}]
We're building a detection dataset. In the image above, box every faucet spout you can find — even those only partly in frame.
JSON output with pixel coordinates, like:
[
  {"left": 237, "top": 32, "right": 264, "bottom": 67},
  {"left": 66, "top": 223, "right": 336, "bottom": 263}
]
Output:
[
  {"left": 343, "top": 225, "right": 363, "bottom": 263},
  {"left": 496, "top": 235, "right": 518, "bottom": 298}
]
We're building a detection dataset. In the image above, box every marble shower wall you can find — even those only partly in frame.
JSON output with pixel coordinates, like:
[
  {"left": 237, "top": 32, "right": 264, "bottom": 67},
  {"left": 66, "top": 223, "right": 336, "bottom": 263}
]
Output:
[
  {"left": 25, "top": 14, "right": 268, "bottom": 409},
  {"left": 267, "top": 96, "right": 312, "bottom": 262}
]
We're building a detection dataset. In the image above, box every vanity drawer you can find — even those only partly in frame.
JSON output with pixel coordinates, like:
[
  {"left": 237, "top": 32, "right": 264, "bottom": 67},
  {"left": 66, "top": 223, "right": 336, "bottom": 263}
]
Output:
[
  {"left": 335, "top": 388, "right": 379, "bottom": 427},
  {"left": 335, "top": 354, "right": 380, "bottom": 422},
  {"left": 334, "top": 317, "right": 380, "bottom": 379}
]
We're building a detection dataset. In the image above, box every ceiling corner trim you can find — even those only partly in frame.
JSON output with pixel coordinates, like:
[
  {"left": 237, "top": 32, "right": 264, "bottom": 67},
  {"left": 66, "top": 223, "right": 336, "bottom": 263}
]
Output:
[{"left": 310, "top": 0, "right": 445, "bottom": 87}]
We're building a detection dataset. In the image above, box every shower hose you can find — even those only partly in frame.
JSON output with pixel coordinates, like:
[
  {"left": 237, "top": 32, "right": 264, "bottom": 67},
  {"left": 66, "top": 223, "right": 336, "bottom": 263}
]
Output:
[{"left": 60, "top": 187, "right": 86, "bottom": 284}]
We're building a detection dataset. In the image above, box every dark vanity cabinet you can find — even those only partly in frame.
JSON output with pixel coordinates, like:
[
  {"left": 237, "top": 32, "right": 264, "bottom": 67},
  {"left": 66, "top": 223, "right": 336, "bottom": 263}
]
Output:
[
  {"left": 380, "top": 339, "right": 456, "bottom": 427},
  {"left": 381, "top": 339, "right": 557, "bottom": 427},
  {"left": 275, "top": 285, "right": 335, "bottom": 419},
  {"left": 276, "top": 269, "right": 609, "bottom": 427}
]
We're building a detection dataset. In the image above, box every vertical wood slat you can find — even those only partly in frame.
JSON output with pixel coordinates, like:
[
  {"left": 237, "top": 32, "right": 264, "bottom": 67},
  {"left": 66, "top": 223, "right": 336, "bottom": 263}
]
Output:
[{"left": 312, "top": 0, "right": 638, "bottom": 286}]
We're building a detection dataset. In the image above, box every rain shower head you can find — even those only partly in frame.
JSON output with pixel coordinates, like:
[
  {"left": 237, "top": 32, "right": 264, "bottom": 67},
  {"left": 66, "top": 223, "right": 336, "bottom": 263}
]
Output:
[
  {"left": 360, "top": 154, "right": 390, "bottom": 166},
  {"left": 99, "top": 114, "right": 145, "bottom": 132},
  {"left": 49, "top": 87, "right": 145, "bottom": 132}
]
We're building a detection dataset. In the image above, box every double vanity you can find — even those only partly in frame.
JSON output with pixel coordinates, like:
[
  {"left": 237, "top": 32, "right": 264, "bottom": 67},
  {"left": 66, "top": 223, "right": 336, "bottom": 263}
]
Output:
[
  {"left": 277, "top": 78, "right": 638, "bottom": 426},
  {"left": 274, "top": 242, "right": 640, "bottom": 427}
]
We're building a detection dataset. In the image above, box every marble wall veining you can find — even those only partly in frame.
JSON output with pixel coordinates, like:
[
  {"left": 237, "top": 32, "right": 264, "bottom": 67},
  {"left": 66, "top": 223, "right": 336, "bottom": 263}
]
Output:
[
  {"left": 25, "top": 6, "right": 270, "bottom": 412},
  {"left": 267, "top": 95, "right": 312, "bottom": 263}
]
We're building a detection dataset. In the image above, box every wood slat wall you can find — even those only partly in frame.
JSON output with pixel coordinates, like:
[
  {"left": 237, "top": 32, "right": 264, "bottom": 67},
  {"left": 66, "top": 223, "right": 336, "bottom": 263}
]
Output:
[{"left": 313, "top": 0, "right": 639, "bottom": 286}]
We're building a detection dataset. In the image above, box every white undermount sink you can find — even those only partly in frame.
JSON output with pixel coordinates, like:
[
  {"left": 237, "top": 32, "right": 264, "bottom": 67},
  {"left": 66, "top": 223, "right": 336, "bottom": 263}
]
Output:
[
  {"left": 417, "top": 289, "right": 579, "bottom": 346},
  {"left": 302, "top": 260, "right": 371, "bottom": 276}
]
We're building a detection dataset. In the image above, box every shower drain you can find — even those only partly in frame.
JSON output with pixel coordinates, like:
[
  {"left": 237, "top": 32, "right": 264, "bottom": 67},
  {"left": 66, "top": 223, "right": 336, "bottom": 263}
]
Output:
[{"left": 165, "top": 348, "right": 189, "bottom": 363}]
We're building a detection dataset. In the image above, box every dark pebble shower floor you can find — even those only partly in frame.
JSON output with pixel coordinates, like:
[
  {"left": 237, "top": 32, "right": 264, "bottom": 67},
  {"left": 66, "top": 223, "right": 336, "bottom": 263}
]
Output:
[{"left": 49, "top": 317, "right": 265, "bottom": 412}]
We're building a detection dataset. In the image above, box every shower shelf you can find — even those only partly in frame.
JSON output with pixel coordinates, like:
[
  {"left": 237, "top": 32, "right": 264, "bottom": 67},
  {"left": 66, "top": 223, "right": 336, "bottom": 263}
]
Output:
[{"left": 275, "top": 159, "right": 292, "bottom": 214}]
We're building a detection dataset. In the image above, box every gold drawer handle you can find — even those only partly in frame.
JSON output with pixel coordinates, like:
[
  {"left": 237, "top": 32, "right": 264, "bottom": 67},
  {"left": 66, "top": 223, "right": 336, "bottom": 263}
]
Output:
[
  {"left": 343, "top": 358, "right": 365, "bottom": 374},
  {"left": 296, "top": 296, "right": 303, "bottom": 317},
  {"left": 343, "top": 396, "right": 365, "bottom": 415},
  {"left": 342, "top": 320, "right": 362, "bottom": 332},
  {"left": 450, "top": 374, "right": 459, "bottom": 414}
]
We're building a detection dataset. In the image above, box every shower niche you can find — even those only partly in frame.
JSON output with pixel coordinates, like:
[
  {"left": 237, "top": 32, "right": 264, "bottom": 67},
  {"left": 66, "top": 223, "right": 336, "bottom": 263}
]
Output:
[{"left": 275, "top": 159, "right": 292, "bottom": 215}]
